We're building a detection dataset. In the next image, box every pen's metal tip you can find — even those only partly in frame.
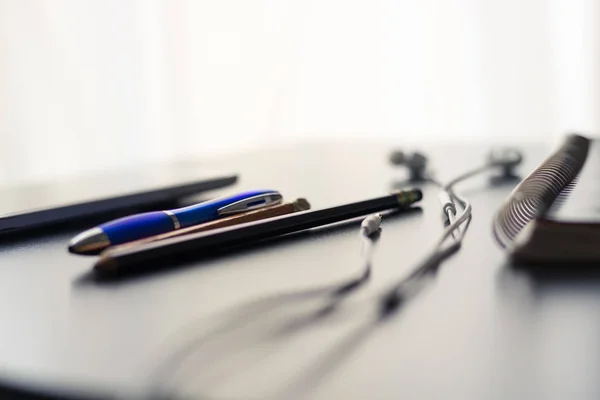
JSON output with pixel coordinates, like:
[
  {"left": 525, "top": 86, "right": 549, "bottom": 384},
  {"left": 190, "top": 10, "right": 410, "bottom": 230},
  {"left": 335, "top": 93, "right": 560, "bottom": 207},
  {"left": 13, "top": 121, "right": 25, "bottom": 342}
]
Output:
[{"left": 68, "top": 227, "right": 111, "bottom": 255}]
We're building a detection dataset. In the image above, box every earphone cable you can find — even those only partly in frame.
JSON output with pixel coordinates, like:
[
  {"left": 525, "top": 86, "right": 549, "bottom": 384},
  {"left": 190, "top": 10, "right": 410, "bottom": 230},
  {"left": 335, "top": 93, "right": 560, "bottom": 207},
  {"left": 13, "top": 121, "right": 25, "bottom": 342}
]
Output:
[{"left": 378, "top": 162, "right": 491, "bottom": 315}]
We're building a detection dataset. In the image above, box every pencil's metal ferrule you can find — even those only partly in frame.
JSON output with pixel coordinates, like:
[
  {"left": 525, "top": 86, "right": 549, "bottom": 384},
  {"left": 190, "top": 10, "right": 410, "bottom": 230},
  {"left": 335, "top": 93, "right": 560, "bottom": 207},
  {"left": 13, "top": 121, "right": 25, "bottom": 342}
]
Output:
[{"left": 394, "top": 189, "right": 423, "bottom": 207}]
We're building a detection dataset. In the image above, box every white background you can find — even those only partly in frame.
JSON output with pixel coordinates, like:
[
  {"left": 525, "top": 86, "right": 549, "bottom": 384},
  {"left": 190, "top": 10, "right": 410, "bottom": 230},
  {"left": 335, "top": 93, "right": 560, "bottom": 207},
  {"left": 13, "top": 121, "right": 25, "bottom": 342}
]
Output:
[{"left": 1, "top": 0, "right": 599, "bottom": 183}]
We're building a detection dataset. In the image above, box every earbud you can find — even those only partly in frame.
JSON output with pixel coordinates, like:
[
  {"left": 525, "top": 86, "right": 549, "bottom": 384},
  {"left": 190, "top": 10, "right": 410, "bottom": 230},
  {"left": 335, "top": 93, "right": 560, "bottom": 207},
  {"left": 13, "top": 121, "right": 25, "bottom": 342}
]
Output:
[
  {"left": 391, "top": 147, "right": 523, "bottom": 182},
  {"left": 361, "top": 213, "right": 382, "bottom": 236},
  {"left": 487, "top": 148, "right": 523, "bottom": 179},
  {"left": 389, "top": 150, "right": 428, "bottom": 181}
]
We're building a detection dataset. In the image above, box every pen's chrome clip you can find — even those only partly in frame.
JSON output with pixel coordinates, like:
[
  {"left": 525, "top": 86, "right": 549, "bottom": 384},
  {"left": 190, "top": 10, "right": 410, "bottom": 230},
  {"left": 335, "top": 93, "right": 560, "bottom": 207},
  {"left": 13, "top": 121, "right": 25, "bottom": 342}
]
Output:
[{"left": 217, "top": 192, "right": 283, "bottom": 216}]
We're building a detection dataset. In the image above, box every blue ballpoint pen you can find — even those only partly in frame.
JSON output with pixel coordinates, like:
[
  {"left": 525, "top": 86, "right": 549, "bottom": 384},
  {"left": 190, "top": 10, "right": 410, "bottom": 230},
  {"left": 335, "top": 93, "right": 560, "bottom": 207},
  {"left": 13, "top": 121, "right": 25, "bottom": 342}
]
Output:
[{"left": 68, "top": 189, "right": 282, "bottom": 254}]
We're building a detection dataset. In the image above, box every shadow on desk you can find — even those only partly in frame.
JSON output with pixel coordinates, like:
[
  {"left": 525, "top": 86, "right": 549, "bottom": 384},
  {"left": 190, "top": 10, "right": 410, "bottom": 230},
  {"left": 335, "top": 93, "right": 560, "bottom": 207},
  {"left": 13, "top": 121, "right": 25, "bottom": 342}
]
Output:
[
  {"left": 145, "top": 251, "right": 434, "bottom": 400},
  {"left": 143, "top": 208, "right": 452, "bottom": 399}
]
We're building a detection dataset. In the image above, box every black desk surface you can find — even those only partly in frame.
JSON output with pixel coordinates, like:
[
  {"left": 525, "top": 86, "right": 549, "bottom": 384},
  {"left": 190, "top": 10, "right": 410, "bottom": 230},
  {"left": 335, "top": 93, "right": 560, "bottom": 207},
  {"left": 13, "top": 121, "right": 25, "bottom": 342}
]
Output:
[{"left": 2, "top": 141, "right": 597, "bottom": 400}]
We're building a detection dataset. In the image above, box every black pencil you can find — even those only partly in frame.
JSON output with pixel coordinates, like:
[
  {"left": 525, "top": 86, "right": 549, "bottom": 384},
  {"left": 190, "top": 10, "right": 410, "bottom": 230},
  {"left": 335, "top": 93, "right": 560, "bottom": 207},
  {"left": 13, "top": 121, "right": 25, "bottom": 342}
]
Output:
[{"left": 94, "top": 189, "right": 422, "bottom": 274}]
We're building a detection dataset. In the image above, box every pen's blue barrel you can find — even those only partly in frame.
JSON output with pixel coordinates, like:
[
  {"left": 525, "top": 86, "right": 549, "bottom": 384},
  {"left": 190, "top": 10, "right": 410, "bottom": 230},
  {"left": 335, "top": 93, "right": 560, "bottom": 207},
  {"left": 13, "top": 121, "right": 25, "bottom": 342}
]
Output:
[
  {"left": 172, "top": 204, "right": 219, "bottom": 228},
  {"left": 100, "top": 212, "right": 174, "bottom": 245},
  {"left": 100, "top": 189, "right": 278, "bottom": 245},
  {"left": 173, "top": 188, "right": 277, "bottom": 228}
]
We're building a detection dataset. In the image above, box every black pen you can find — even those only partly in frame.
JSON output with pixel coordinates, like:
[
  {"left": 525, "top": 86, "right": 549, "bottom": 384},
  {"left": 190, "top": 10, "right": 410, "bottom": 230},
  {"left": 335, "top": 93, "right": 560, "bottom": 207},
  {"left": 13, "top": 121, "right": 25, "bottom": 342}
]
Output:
[{"left": 95, "top": 189, "right": 422, "bottom": 274}]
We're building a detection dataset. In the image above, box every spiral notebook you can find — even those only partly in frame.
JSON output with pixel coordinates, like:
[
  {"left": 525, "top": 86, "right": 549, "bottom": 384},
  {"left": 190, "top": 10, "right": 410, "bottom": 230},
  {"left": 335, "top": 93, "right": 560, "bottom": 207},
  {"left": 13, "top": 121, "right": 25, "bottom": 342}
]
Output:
[{"left": 493, "top": 134, "right": 600, "bottom": 263}]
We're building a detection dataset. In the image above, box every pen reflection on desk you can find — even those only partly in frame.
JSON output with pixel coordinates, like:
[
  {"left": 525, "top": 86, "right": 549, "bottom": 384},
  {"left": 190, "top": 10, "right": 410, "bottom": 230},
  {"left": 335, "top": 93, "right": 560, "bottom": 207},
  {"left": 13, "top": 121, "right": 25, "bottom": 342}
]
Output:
[{"left": 108, "top": 198, "right": 311, "bottom": 253}]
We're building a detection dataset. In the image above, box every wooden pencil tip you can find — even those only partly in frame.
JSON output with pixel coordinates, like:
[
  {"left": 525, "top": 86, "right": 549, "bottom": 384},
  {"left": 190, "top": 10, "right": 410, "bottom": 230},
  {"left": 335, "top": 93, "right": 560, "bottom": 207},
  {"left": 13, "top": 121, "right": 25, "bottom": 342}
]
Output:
[
  {"left": 295, "top": 198, "right": 311, "bottom": 211},
  {"left": 94, "top": 256, "right": 118, "bottom": 275}
]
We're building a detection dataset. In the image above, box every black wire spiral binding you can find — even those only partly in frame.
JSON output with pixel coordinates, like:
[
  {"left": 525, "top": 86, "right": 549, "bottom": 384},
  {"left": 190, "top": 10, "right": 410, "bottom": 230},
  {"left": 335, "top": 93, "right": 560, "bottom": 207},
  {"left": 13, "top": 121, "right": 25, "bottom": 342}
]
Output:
[{"left": 492, "top": 134, "right": 590, "bottom": 248}]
